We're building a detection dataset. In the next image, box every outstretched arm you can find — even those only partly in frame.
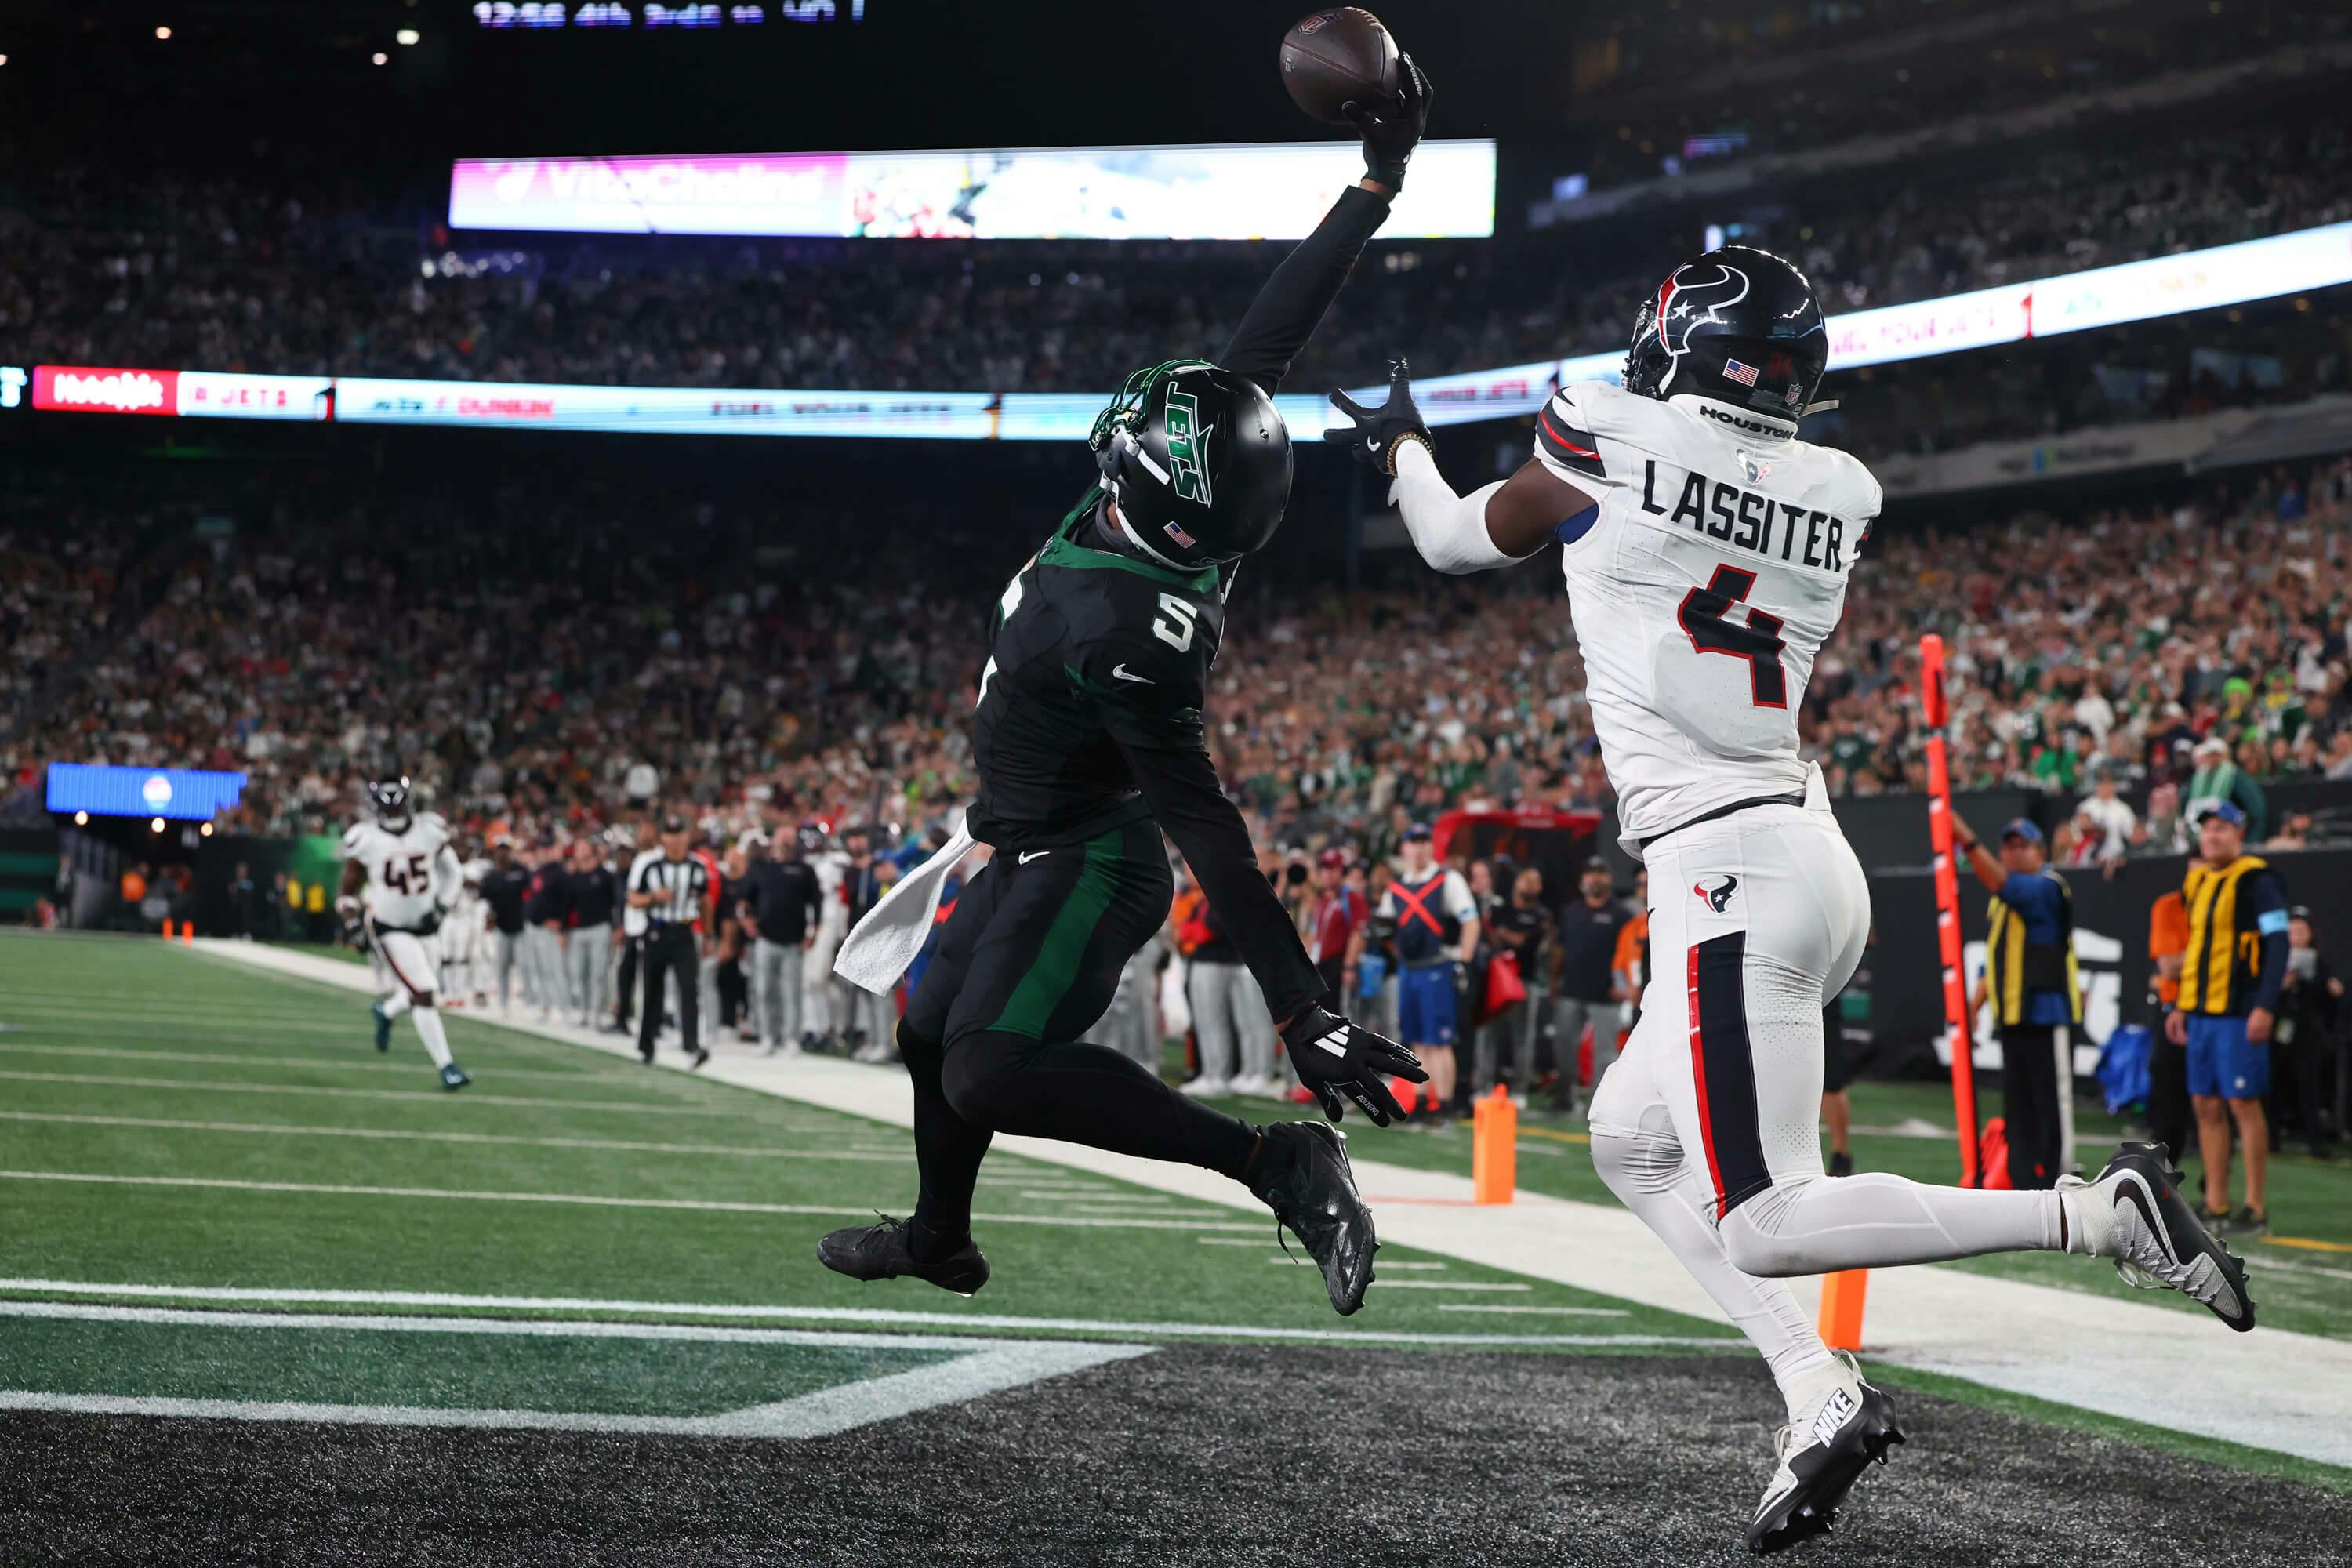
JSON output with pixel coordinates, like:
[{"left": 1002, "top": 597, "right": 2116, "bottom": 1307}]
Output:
[
  {"left": 1220, "top": 56, "right": 1430, "bottom": 394},
  {"left": 1328, "top": 365, "right": 1599, "bottom": 569}
]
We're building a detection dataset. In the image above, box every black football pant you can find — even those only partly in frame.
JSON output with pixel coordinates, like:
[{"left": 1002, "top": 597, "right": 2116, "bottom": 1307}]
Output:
[
  {"left": 1998, "top": 1022, "right": 2067, "bottom": 1189},
  {"left": 898, "top": 820, "right": 1261, "bottom": 1250},
  {"left": 615, "top": 933, "right": 643, "bottom": 1025},
  {"left": 637, "top": 926, "right": 700, "bottom": 1060}
]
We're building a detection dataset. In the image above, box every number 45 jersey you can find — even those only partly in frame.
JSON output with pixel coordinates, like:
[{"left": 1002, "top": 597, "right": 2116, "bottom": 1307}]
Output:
[
  {"left": 967, "top": 491, "right": 1228, "bottom": 854},
  {"left": 1534, "top": 380, "right": 1882, "bottom": 851},
  {"left": 343, "top": 812, "right": 454, "bottom": 931}
]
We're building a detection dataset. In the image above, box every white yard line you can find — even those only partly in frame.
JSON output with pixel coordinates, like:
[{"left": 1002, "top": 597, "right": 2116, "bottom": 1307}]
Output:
[
  {"left": 182, "top": 938, "right": 2352, "bottom": 1468},
  {"left": 0, "top": 1301, "right": 1149, "bottom": 1439},
  {"left": 0, "top": 1170, "right": 1267, "bottom": 1232},
  {"left": 0, "top": 1069, "right": 744, "bottom": 1116},
  {"left": 0, "top": 1281, "right": 1736, "bottom": 1350},
  {"left": 0, "top": 1043, "right": 593, "bottom": 1078},
  {"left": 0, "top": 1111, "right": 911, "bottom": 1163},
  {"left": 1439, "top": 1305, "right": 1632, "bottom": 1317}
]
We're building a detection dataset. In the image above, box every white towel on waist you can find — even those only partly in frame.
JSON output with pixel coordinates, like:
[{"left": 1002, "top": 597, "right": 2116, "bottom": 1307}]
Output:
[{"left": 833, "top": 824, "right": 976, "bottom": 994}]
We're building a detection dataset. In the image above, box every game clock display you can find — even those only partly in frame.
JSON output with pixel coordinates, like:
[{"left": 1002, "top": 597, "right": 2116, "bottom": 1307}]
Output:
[{"left": 471, "top": 2, "right": 865, "bottom": 27}]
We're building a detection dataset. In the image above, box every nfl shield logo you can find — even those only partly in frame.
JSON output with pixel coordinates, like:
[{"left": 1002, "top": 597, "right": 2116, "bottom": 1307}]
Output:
[{"left": 1723, "top": 358, "right": 1761, "bottom": 387}]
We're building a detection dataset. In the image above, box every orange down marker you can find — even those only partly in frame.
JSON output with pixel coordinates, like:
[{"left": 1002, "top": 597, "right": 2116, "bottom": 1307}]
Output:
[{"left": 1472, "top": 1085, "right": 1516, "bottom": 1204}]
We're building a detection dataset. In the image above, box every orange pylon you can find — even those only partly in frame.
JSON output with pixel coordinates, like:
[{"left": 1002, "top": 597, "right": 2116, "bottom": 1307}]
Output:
[{"left": 1819, "top": 1269, "right": 1870, "bottom": 1352}]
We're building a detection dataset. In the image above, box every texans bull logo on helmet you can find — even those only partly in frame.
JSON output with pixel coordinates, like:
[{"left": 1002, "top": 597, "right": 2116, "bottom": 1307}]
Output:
[{"left": 1623, "top": 245, "right": 1829, "bottom": 419}]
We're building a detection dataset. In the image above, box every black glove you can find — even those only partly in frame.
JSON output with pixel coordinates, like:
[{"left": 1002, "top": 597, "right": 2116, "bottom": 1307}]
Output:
[
  {"left": 1281, "top": 1003, "right": 1428, "bottom": 1127},
  {"left": 1326, "top": 358, "right": 1432, "bottom": 475},
  {"left": 1346, "top": 52, "right": 1432, "bottom": 191},
  {"left": 339, "top": 917, "right": 368, "bottom": 952}
]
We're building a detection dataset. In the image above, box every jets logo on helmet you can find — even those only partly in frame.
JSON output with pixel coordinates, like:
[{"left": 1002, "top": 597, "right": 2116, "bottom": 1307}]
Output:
[
  {"left": 1161, "top": 385, "right": 1214, "bottom": 508},
  {"left": 1085, "top": 358, "right": 1293, "bottom": 570}
]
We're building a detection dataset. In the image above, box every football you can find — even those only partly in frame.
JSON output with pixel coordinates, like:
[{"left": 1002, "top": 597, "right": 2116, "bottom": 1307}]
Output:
[{"left": 1279, "top": 8, "right": 1400, "bottom": 125}]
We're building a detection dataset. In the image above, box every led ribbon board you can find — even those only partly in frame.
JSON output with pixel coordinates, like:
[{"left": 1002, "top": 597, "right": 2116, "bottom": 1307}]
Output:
[{"left": 20, "top": 222, "right": 2350, "bottom": 440}]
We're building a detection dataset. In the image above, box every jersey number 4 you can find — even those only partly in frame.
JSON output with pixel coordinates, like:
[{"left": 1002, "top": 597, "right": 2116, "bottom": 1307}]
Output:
[
  {"left": 1678, "top": 564, "right": 1788, "bottom": 708},
  {"left": 382, "top": 853, "right": 430, "bottom": 895}
]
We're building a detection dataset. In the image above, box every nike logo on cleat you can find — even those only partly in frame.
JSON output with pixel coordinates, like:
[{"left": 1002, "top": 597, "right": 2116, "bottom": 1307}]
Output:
[
  {"left": 1812, "top": 1386, "right": 1859, "bottom": 1448},
  {"left": 2115, "top": 1179, "right": 2175, "bottom": 1265}
]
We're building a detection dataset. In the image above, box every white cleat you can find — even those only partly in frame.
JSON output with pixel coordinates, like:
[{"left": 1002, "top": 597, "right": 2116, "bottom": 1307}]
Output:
[
  {"left": 2075, "top": 1141, "right": 2255, "bottom": 1331},
  {"left": 1180, "top": 1076, "right": 1231, "bottom": 1098},
  {"left": 1748, "top": 1352, "right": 1903, "bottom": 1555}
]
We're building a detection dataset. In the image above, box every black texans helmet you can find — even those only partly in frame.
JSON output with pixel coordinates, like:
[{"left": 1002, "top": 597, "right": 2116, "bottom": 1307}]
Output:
[
  {"left": 1624, "top": 245, "right": 1830, "bottom": 421},
  {"left": 1088, "top": 359, "right": 1293, "bottom": 570},
  {"left": 367, "top": 775, "right": 414, "bottom": 831}
]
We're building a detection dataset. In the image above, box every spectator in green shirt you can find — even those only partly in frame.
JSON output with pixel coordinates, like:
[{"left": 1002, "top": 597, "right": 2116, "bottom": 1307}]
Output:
[{"left": 2185, "top": 735, "right": 2267, "bottom": 840}]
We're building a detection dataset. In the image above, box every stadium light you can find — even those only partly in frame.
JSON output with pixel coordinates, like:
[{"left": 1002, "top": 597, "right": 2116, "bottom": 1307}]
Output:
[
  {"left": 73, "top": 811, "right": 88, "bottom": 826},
  {"left": 151, "top": 817, "right": 166, "bottom": 833},
  {"left": 200, "top": 822, "right": 215, "bottom": 837},
  {"left": 154, "top": 25, "right": 171, "bottom": 39},
  {"left": 372, "top": 51, "right": 387, "bottom": 64},
  {"left": 396, "top": 27, "right": 419, "bottom": 44}
]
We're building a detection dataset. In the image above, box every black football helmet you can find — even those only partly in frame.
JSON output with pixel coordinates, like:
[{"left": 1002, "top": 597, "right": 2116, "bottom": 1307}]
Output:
[
  {"left": 1089, "top": 359, "right": 1293, "bottom": 569},
  {"left": 367, "top": 776, "right": 413, "bottom": 831},
  {"left": 1624, "top": 246, "right": 1828, "bottom": 420}
]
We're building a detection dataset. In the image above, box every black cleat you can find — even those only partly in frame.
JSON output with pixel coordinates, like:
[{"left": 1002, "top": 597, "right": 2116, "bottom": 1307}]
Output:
[
  {"left": 817, "top": 1214, "right": 990, "bottom": 1297},
  {"left": 1249, "top": 1121, "right": 1378, "bottom": 1316},
  {"left": 685, "top": 1044, "right": 711, "bottom": 1071},
  {"left": 1748, "top": 1356, "right": 1904, "bottom": 1555},
  {"left": 2085, "top": 1141, "right": 2255, "bottom": 1331}
]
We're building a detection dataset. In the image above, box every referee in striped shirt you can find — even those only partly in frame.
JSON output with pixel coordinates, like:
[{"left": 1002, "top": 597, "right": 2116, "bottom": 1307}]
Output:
[{"left": 629, "top": 814, "right": 717, "bottom": 1069}]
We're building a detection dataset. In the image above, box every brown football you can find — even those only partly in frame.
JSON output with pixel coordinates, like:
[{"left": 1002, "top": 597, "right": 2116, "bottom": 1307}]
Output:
[{"left": 1279, "top": 8, "right": 1399, "bottom": 126}]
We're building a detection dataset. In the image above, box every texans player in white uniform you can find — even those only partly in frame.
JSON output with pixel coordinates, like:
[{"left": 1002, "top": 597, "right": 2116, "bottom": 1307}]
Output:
[
  {"left": 1329, "top": 247, "right": 2253, "bottom": 1554},
  {"left": 336, "top": 778, "right": 471, "bottom": 1091}
]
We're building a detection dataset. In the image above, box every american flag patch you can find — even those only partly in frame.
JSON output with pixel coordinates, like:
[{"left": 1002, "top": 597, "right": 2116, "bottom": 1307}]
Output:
[
  {"left": 1163, "top": 521, "right": 1197, "bottom": 550},
  {"left": 1723, "top": 358, "right": 1761, "bottom": 387}
]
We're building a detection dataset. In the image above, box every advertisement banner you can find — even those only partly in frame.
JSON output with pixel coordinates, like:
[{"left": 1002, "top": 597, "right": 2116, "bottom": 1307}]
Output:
[
  {"left": 45, "top": 764, "right": 247, "bottom": 822},
  {"left": 33, "top": 365, "right": 177, "bottom": 416},
  {"left": 2027, "top": 222, "right": 2352, "bottom": 339},
  {"left": 333, "top": 377, "right": 998, "bottom": 437},
  {"left": 450, "top": 140, "right": 1498, "bottom": 241},
  {"left": 176, "top": 372, "right": 335, "bottom": 420}
]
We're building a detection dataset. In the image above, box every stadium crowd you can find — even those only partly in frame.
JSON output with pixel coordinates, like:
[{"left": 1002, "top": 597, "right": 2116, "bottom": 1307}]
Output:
[
  {"left": 6, "top": 121, "right": 2345, "bottom": 407},
  {"left": 9, "top": 456, "right": 2352, "bottom": 869}
]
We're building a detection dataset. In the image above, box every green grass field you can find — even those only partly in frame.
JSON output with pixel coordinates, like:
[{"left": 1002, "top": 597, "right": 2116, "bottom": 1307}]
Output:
[
  {"left": 0, "top": 931, "right": 1746, "bottom": 1436},
  {"left": 5, "top": 927, "right": 2348, "bottom": 1508}
]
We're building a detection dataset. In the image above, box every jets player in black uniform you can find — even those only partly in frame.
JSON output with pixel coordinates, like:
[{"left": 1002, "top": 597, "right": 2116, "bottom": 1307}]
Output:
[{"left": 821, "top": 61, "right": 1433, "bottom": 1316}]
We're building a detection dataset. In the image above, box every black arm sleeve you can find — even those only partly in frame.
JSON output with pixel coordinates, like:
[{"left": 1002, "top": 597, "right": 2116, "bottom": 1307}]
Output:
[
  {"left": 1218, "top": 183, "right": 1392, "bottom": 396},
  {"left": 1116, "top": 734, "right": 1330, "bottom": 1022}
]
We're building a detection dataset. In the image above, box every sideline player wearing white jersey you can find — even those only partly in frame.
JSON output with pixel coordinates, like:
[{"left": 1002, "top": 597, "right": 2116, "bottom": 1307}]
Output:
[
  {"left": 1328, "top": 246, "right": 2252, "bottom": 1554},
  {"left": 336, "top": 777, "right": 470, "bottom": 1091}
]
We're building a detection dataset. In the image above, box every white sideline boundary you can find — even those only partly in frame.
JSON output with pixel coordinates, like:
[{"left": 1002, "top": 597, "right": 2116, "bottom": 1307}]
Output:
[
  {"left": 138, "top": 939, "right": 2352, "bottom": 1467},
  {"left": 0, "top": 1300, "right": 1149, "bottom": 1439}
]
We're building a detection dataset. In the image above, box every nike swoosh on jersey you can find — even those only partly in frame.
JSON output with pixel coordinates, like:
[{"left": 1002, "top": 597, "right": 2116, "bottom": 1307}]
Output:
[
  {"left": 1018, "top": 851, "right": 1051, "bottom": 865},
  {"left": 1112, "top": 664, "right": 1153, "bottom": 683}
]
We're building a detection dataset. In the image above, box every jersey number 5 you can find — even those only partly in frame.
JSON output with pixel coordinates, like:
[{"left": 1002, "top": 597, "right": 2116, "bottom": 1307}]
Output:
[
  {"left": 1678, "top": 564, "right": 1788, "bottom": 709},
  {"left": 1152, "top": 593, "right": 1200, "bottom": 652},
  {"left": 383, "top": 853, "right": 430, "bottom": 895}
]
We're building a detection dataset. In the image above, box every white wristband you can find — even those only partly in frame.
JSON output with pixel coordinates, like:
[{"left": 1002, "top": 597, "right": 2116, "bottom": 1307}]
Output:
[{"left": 1388, "top": 438, "right": 1515, "bottom": 575}]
